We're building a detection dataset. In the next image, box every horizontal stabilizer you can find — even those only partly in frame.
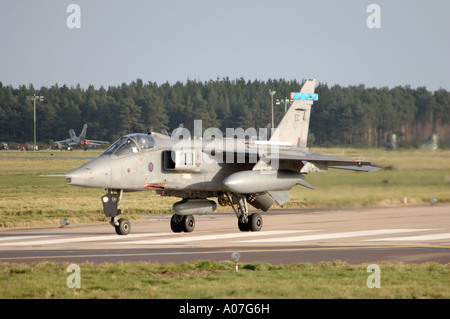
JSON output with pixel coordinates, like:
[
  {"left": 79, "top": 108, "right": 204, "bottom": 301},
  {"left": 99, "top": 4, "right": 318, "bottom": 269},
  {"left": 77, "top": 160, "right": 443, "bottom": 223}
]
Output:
[{"left": 268, "top": 191, "right": 291, "bottom": 205}]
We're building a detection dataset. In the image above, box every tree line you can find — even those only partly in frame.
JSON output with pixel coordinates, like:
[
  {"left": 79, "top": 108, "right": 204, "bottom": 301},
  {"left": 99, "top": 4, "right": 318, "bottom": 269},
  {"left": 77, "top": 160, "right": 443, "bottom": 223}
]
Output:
[{"left": 0, "top": 78, "right": 449, "bottom": 148}]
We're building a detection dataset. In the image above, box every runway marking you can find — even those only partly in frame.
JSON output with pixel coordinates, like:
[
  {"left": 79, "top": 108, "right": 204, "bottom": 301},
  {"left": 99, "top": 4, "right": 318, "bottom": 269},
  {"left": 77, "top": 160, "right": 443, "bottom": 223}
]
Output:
[
  {"left": 366, "top": 233, "right": 450, "bottom": 242},
  {"left": 0, "top": 228, "right": 445, "bottom": 248},
  {"left": 111, "top": 230, "right": 313, "bottom": 245},
  {"left": 0, "top": 234, "right": 66, "bottom": 242},
  {"left": 0, "top": 232, "right": 174, "bottom": 247},
  {"left": 236, "top": 229, "right": 434, "bottom": 243}
]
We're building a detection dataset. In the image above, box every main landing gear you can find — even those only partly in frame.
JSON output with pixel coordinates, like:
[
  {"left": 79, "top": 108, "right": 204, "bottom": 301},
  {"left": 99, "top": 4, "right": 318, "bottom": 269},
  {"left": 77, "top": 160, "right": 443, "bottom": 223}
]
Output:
[
  {"left": 170, "top": 214, "right": 195, "bottom": 233},
  {"left": 167, "top": 193, "right": 263, "bottom": 233},
  {"left": 101, "top": 189, "right": 131, "bottom": 235},
  {"left": 226, "top": 193, "right": 263, "bottom": 232}
]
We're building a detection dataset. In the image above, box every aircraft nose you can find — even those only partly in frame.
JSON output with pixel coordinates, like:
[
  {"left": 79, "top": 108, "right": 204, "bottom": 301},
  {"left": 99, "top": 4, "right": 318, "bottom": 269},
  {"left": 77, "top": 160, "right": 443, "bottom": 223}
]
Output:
[
  {"left": 65, "top": 157, "right": 111, "bottom": 188},
  {"left": 65, "top": 166, "right": 95, "bottom": 187}
]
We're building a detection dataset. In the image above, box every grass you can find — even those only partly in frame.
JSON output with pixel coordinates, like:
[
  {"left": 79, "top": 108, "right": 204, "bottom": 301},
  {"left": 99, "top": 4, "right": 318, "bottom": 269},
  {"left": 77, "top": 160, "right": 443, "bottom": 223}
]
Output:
[
  {"left": 0, "top": 261, "right": 449, "bottom": 299},
  {"left": 1, "top": 148, "right": 450, "bottom": 227}
]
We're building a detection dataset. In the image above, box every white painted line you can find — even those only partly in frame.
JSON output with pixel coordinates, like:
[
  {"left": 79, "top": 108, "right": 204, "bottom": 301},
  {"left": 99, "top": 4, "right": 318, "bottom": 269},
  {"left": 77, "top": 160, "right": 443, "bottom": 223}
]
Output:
[
  {"left": 0, "top": 234, "right": 66, "bottom": 242},
  {"left": 236, "top": 229, "right": 434, "bottom": 243},
  {"left": 365, "top": 233, "right": 450, "bottom": 242},
  {"left": 112, "top": 230, "right": 314, "bottom": 245},
  {"left": 0, "top": 232, "right": 174, "bottom": 247}
]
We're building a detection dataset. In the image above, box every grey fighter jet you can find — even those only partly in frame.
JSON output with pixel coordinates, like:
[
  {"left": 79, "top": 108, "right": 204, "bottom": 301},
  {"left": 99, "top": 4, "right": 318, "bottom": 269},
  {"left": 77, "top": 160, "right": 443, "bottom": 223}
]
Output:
[
  {"left": 55, "top": 124, "right": 109, "bottom": 151},
  {"left": 65, "top": 79, "right": 379, "bottom": 235}
]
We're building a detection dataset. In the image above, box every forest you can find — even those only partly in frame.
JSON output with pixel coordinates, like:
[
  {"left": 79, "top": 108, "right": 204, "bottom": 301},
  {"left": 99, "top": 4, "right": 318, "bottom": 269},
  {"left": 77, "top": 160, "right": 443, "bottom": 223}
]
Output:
[{"left": 0, "top": 78, "right": 449, "bottom": 148}]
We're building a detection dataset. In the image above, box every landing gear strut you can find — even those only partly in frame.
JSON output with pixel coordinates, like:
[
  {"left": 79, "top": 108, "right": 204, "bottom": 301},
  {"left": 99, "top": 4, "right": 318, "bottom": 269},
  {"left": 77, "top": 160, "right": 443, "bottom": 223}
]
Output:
[
  {"left": 101, "top": 189, "right": 131, "bottom": 235},
  {"left": 226, "top": 192, "right": 263, "bottom": 232}
]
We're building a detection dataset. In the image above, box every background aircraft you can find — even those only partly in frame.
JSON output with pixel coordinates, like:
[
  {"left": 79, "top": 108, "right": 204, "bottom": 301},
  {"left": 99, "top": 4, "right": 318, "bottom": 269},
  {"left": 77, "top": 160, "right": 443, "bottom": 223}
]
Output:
[
  {"left": 65, "top": 79, "right": 379, "bottom": 235},
  {"left": 55, "top": 124, "right": 109, "bottom": 150}
]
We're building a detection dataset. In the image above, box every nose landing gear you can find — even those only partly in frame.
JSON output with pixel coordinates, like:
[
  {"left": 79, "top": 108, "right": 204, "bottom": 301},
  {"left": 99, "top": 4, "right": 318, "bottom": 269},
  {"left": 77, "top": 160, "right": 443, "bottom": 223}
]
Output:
[{"left": 101, "top": 189, "right": 131, "bottom": 235}]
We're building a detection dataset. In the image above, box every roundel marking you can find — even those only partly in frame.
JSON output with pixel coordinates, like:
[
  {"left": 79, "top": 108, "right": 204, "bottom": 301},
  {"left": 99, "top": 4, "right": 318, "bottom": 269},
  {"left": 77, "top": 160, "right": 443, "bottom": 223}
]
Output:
[{"left": 148, "top": 162, "right": 154, "bottom": 172}]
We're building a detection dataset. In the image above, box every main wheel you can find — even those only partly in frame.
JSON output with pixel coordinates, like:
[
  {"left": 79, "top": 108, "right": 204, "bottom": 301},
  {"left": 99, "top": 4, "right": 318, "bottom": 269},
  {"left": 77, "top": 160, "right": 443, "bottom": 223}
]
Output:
[
  {"left": 170, "top": 214, "right": 183, "bottom": 233},
  {"left": 115, "top": 218, "right": 131, "bottom": 235},
  {"left": 238, "top": 219, "right": 249, "bottom": 232},
  {"left": 248, "top": 213, "right": 263, "bottom": 231},
  {"left": 182, "top": 215, "right": 195, "bottom": 232}
]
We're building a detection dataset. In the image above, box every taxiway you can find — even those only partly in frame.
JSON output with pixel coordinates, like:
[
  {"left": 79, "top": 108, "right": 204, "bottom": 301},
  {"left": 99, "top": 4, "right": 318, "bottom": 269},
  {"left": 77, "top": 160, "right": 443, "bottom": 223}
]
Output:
[{"left": 1, "top": 204, "right": 449, "bottom": 264}]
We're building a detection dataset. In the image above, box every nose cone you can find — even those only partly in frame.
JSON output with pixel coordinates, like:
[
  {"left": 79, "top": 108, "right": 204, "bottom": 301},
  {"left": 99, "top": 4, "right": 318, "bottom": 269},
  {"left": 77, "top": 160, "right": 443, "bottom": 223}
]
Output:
[{"left": 66, "top": 157, "right": 111, "bottom": 188}]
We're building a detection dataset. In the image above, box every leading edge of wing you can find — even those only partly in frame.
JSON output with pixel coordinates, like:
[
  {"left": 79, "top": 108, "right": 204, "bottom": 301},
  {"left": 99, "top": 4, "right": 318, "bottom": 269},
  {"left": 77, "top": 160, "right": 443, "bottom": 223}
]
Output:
[{"left": 87, "top": 140, "right": 109, "bottom": 144}]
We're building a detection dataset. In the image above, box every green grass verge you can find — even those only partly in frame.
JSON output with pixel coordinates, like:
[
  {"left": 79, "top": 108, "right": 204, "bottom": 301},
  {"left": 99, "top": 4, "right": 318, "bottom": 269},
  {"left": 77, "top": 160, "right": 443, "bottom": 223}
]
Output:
[{"left": 0, "top": 261, "right": 449, "bottom": 299}]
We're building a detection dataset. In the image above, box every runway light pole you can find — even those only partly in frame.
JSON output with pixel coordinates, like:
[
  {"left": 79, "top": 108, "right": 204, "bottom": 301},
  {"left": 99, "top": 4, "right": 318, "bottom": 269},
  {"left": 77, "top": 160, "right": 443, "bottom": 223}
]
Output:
[
  {"left": 269, "top": 89, "right": 276, "bottom": 129},
  {"left": 26, "top": 94, "right": 44, "bottom": 151},
  {"left": 276, "top": 97, "right": 293, "bottom": 113}
]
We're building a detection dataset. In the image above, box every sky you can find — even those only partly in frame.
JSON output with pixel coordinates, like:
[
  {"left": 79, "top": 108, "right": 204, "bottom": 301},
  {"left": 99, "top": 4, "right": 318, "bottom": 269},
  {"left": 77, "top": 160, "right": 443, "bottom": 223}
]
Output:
[{"left": 0, "top": 0, "right": 449, "bottom": 91}]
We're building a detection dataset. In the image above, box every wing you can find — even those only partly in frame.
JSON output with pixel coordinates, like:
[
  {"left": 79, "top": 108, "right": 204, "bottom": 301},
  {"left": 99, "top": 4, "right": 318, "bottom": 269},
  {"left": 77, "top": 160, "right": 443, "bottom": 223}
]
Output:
[
  {"left": 261, "top": 152, "right": 380, "bottom": 172},
  {"left": 54, "top": 139, "right": 72, "bottom": 144},
  {"left": 86, "top": 139, "right": 109, "bottom": 145}
]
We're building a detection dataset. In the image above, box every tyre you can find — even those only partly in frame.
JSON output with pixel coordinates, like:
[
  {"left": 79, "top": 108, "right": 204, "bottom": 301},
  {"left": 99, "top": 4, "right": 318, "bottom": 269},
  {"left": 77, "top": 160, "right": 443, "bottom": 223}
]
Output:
[
  {"left": 182, "top": 215, "right": 195, "bottom": 232},
  {"left": 248, "top": 213, "right": 263, "bottom": 231},
  {"left": 238, "top": 219, "right": 249, "bottom": 231},
  {"left": 170, "top": 214, "right": 183, "bottom": 233},
  {"left": 115, "top": 218, "right": 131, "bottom": 235}
]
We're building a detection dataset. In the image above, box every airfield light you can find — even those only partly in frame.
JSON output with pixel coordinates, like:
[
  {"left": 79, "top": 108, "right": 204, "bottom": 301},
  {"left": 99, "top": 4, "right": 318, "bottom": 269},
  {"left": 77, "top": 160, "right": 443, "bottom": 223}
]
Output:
[
  {"left": 269, "top": 90, "right": 276, "bottom": 129},
  {"left": 231, "top": 252, "right": 241, "bottom": 272},
  {"left": 26, "top": 94, "right": 44, "bottom": 151},
  {"left": 59, "top": 219, "right": 70, "bottom": 228},
  {"left": 276, "top": 97, "right": 293, "bottom": 113}
]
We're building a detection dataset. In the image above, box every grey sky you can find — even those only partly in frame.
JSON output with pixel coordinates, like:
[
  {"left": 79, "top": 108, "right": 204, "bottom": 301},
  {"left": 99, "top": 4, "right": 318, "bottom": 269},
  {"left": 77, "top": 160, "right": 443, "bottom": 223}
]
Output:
[{"left": 1, "top": 0, "right": 449, "bottom": 91}]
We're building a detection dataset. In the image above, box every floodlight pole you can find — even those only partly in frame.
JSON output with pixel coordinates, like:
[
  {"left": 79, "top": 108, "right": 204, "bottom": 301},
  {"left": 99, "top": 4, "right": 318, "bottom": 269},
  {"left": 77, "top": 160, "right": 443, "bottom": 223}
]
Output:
[
  {"left": 269, "top": 89, "right": 276, "bottom": 129},
  {"left": 276, "top": 97, "right": 292, "bottom": 113},
  {"left": 27, "top": 94, "right": 44, "bottom": 151}
]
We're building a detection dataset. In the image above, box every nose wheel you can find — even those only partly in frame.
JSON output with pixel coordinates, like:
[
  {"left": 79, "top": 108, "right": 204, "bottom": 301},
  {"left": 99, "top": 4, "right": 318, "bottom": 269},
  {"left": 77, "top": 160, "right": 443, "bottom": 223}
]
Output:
[
  {"left": 102, "top": 189, "right": 131, "bottom": 235},
  {"left": 115, "top": 218, "right": 131, "bottom": 235}
]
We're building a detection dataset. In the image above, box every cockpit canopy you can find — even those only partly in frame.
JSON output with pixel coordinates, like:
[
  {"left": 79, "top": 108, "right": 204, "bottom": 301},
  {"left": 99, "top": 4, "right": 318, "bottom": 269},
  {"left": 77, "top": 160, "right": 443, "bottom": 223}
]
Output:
[{"left": 102, "top": 133, "right": 155, "bottom": 157}]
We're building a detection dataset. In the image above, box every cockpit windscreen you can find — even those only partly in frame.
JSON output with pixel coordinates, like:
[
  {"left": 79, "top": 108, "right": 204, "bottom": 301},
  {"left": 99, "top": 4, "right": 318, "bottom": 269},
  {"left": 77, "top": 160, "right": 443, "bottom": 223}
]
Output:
[{"left": 102, "top": 134, "right": 155, "bottom": 156}]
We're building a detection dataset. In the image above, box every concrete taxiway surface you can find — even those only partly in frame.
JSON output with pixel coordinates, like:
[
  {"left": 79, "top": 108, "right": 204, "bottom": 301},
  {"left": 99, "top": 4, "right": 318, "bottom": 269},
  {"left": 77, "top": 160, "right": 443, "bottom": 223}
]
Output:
[{"left": 1, "top": 205, "right": 449, "bottom": 264}]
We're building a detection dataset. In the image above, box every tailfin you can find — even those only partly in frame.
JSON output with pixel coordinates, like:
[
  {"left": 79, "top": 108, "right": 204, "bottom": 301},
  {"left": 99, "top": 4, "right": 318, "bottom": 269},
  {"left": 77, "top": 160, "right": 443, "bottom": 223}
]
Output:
[
  {"left": 79, "top": 124, "right": 88, "bottom": 139},
  {"left": 270, "top": 79, "right": 317, "bottom": 148},
  {"left": 69, "top": 129, "right": 77, "bottom": 139}
]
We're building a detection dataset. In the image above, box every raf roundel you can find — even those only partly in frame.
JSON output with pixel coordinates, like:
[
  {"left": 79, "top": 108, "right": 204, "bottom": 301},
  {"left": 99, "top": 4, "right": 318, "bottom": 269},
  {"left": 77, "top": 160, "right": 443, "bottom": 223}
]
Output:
[{"left": 148, "top": 162, "right": 154, "bottom": 172}]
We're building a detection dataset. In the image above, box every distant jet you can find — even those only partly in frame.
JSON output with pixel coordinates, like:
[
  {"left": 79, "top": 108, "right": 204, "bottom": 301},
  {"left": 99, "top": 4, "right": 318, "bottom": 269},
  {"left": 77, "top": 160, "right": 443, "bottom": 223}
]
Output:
[{"left": 55, "top": 124, "right": 109, "bottom": 151}]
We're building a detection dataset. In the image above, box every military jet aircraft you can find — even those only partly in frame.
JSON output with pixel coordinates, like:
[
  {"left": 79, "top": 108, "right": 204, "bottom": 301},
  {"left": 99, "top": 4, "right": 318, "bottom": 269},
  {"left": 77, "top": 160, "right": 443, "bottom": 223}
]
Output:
[
  {"left": 55, "top": 124, "right": 109, "bottom": 151},
  {"left": 65, "top": 79, "right": 379, "bottom": 235}
]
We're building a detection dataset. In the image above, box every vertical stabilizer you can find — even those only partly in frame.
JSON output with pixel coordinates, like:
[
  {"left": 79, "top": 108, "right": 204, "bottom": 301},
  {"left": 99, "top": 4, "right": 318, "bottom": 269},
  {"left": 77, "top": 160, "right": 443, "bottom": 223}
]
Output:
[
  {"left": 79, "top": 124, "right": 88, "bottom": 139},
  {"left": 69, "top": 129, "right": 77, "bottom": 139},
  {"left": 270, "top": 79, "right": 317, "bottom": 148}
]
